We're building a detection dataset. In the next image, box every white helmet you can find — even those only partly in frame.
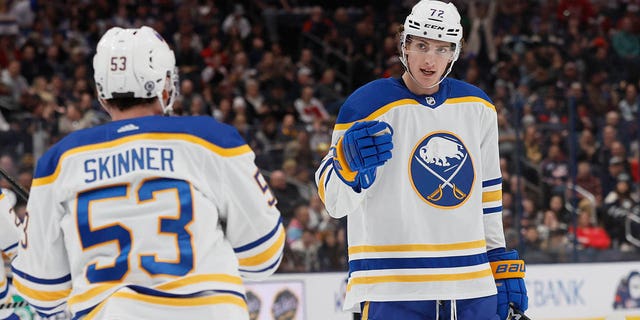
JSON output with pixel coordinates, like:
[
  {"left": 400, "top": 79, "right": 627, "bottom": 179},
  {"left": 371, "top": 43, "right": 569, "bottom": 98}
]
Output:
[
  {"left": 402, "top": 0, "right": 462, "bottom": 62},
  {"left": 400, "top": 0, "right": 463, "bottom": 89},
  {"left": 93, "top": 26, "right": 179, "bottom": 114}
]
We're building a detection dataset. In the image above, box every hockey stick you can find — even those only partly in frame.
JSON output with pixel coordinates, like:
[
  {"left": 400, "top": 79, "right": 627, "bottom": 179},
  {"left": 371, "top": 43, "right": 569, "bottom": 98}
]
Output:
[
  {"left": 0, "top": 300, "right": 28, "bottom": 310},
  {"left": 509, "top": 303, "right": 532, "bottom": 320},
  {"left": 0, "top": 167, "right": 29, "bottom": 201}
]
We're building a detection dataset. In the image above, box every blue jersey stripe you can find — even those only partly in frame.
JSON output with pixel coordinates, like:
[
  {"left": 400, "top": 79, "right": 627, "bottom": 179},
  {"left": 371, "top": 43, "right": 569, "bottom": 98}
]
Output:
[
  {"left": 233, "top": 218, "right": 282, "bottom": 253},
  {"left": 482, "top": 177, "right": 502, "bottom": 188},
  {"left": 317, "top": 158, "right": 332, "bottom": 179},
  {"left": 127, "top": 285, "right": 244, "bottom": 300},
  {"left": 324, "top": 168, "right": 333, "bottom": 189},
  {"left": 11, "top": 266, "right": 71, "bottom": 285},
  {"left": 349, "top": 253, "right": 488, "bottom": 272},
  {"left": 483, "top": 206, "right": 502, "bottom": 214},
  {"left": 3, "top": 241, "right": 17, "bottom": 252}
]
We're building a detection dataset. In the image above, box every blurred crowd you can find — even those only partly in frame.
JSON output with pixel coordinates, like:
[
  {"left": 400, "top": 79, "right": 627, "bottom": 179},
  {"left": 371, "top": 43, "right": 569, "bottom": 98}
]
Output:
[{"left": 0, "top": 0, "right": 640, "bottom": 272}]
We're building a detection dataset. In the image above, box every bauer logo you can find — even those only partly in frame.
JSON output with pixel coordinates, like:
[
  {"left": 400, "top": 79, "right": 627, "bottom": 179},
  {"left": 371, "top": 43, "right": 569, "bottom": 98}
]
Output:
[{"left": 409, "top": 131, "right": 474, "bottom": 208}]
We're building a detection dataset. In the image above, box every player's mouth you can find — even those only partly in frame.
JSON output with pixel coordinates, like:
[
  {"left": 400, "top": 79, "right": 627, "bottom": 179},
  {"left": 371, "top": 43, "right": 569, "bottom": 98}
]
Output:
[{"left": 420, "top": 68, "right": 436, "bottom": 77}]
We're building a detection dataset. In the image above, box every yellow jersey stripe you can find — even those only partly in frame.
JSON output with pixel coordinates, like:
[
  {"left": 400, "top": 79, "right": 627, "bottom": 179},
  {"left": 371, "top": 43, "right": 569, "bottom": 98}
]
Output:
[
  {"left": 334, "top": 99, "right": 418, "bottom": 131},
  {"left": 237, "top": 227, "right": 285, "bottom": 267},
  {"left": 155, "top": 274, "right": 243, "bottom": 291},
  {"left": 349, "top": 239, "right": 486, "bottom": 254},
  {"left": 67, "top": 283, "right": 119, "bottom": 306},
  {"left": 318, "top": 165, "right": 329, "bottom": 204},
  {"left": 13, "top": 278, "right": 71, "bottom": 302},
  {"left": 346, "top": 268, "right": 493, "bottom": 292},
  {"left": 32, "top": 133, "right": 252, "bottom": 187},
  {"left": 333, "top": 96, "right": 495, "bottom": 130},
  {"left": 446, "top": 97, "right": 496, "bottom": 112},
  {"left": 482, "top": 190, "right": 502, "bottom": 203},
  {"left": 85, "top": 292, "right": 247, "bottom": 320}
]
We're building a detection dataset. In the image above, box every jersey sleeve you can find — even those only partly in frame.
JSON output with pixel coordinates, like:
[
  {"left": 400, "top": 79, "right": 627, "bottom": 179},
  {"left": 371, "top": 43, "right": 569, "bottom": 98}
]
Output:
[
  {"left": 11, "top": 172, "right": 71, "bottom": 317},
  {"left": 480, "top": 107, "right": 506, "bottom": 251},
  {"left": 0, "top": 190, "right": 19, "bottom": 308},
  {"left": 0, "top": 190, "right": 18, "bottom": 258},
  {"left": 217, "top": 149, "right": 284, "bottom": 280},
  {"left": 315, "top": 94, "right": 375, "bottom": 218}
]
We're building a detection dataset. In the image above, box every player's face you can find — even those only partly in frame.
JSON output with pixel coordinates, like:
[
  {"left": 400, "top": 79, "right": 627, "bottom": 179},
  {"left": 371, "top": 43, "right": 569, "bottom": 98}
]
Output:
[{"left": 405, "top": 36, "right": 454, "bottom": 89}]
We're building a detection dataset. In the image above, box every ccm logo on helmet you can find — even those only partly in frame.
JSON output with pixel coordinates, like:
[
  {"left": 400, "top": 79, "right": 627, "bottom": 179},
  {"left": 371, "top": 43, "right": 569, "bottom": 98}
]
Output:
[{"left": 423, "top": 24, "right": 445, "bottom": 31}]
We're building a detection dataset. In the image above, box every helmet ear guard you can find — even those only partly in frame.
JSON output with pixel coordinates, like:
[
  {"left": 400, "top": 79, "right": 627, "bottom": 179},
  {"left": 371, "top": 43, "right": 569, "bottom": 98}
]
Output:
[{"left": 93, "top": 26, "right": 179, "bottom": 114}]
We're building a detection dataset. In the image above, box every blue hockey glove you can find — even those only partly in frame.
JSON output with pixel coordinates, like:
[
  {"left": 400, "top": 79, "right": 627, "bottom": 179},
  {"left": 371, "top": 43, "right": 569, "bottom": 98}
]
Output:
[
  {"left": 333, "top": 121, "right": 393, "bottom": 190},
  {"left": 488, "top": 248, "right": 528, "bottom": 320}
]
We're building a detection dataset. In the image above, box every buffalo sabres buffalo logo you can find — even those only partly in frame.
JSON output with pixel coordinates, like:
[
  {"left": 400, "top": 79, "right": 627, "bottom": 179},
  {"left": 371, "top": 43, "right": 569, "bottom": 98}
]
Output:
[{"left": 409, "top": 132, "right": 474, "bottom": 208}]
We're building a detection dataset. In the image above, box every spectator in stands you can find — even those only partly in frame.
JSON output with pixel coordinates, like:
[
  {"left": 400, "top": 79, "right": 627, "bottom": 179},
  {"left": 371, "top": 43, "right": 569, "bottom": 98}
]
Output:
[
  {"left": 57, "top": 103, "right": 91, "bottom": 135},
  {"left": 317, "top": 229, "right": 347, "bottom": 271},
  {"left": 0, "top": 60, "right": 28, "bottom": 113},
  {"left": 308, "top": 194, "right": 332, "bottom": 231},
  {"left": 254, "top": 116, "right": 286, "bottom": 170},
  {"left": 540, "top": 144, "right": 570, "bottom": 196},
  {"left": 575, "top": 160, "right": 603, "bottom": 206},
  {"left": 522, "top": 123, "right": 543, "bottom": 165},
  {"left": 302, "top": 6, "right": 333, "bottom": 42},
  {"left": 603, "top": 173, "right": 640, "bottom": 251},
  {"left": 222, "top": 4, "right": 252, "bottom": 40},
  {"left": 578, "top": 129, "right": 598, "bottom": 163},
  {"left": 243, "top": 78, "right": 266, "bottom": 122},
  {"left": 270, "top": 169, "right": 303, "bottom": 222},
  {"left": 602, "top": 156, "right": 627, "bottom": 199},
  {"left": 611, "top": 16, "right": 639, "bottom": 61},
  {"left": 294, "top": 85, "right": 329, "bottom": 127},
  {"left": 290, "top": 228, "right": 321, "bottom": 272},
  {"left": 538, "top": 209, "right": 565, "bottom": 242},
  {"left": 497, "top": 110, "right": 517, "bottom": 158},
  {"left": 619, "top": 83, "right": 639, "bottom": 122},
  {"left": 465, "top": 0, "right": 498, "bottom": 75},
  {"left": 292, "top": 166, "right": 317, "bottom": 202},
  {"left": 287, "top": 203, "right": 311, "bottom": 245},
  {"left": 522, "top": 224, "right": 543, "bottom": 252},
  {"left": 314, "top": 68, "right": 343, "bottom": 115},
  {"left": 548, "top": 194, "right": 571, "bottom": 225},
  {"left": 544, "top": 228, "right": 572, "bottom": 263},
  {"left": 569, "top": 200, "right": 611, "bottom": 250}
]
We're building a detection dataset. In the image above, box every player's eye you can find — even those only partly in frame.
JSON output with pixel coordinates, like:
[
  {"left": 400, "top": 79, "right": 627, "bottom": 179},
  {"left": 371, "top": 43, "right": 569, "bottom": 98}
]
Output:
[{"left": 436, "top": 47, "right": 451, "bottom": 55}]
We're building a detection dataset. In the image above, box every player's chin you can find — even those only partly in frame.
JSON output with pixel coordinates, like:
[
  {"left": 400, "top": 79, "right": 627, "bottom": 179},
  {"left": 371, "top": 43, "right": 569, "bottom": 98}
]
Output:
[{"left": 418, "top": 78, "right": 438, "bottom": 88}]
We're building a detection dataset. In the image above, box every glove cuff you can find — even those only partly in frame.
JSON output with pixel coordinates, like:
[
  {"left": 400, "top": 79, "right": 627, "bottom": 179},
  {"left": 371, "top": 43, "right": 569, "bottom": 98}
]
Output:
[
  {"left": 333, "top": 137, "right": 359, "bottom": 186},
  {"left": 490, "top": 259, "right": 525, "bottom": 280},
  {"left": 488, "top": 249, "right": 526, "bottom": 280}
]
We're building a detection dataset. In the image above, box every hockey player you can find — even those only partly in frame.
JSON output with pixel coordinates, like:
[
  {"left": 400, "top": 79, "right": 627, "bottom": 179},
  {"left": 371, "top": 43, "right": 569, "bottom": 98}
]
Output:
[
  {"left": 315, "top": 1, "right": 527, "bottom": 319},
  {"left": 11, "top": 26, "right": 284, "bottom": 320},
  {"left": 0, "top": 189, "right": 19, "bottom": 320}
]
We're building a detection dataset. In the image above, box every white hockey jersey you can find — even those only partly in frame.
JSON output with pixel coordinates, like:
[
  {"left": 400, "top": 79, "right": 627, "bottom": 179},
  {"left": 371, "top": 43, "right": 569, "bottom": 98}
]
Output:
[
  {"left": 11, "top": 116, "right": 284, "bottom": 319},
  {"left": 316, "top": 77, "right": 505, "bottom": 311},
  {"left": 0, "top": 189, "right": 19, "bottom": 319}
]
